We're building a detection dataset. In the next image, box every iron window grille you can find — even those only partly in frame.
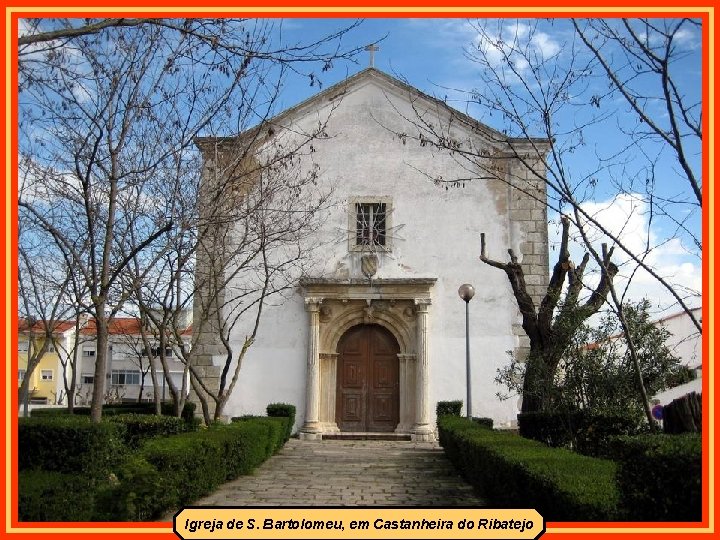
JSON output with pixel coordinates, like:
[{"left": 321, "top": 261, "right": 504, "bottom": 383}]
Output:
[{"left": 356, "top": 202, "right": 387, "bottom": 247}]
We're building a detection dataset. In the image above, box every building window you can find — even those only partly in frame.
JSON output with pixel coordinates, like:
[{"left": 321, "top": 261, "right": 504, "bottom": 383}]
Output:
[
  {"left": 46, "top": 342, "right": 55, "bottom": 352},
  {"left": 111, "top": 369, "right": 140, "bottom": 386},
  {"left": 356, "top": 203, "right": 386, "bottom": 247},
  {"left": 18, "top": 341, "right": 29, "bottom": 352},
  {"left": 81, "top": 374, "right": 94, "bottom": 385},
  {"left": 150, "top": 346, "right": 173, "bottom": 358},
  {"left": 41, "top": 370, "right": 53, "bottom": 381},
  {"left": 83, "top": 348, "right": 96, "bottom": 357},
  {"left": 18, "top": 369, "right": 26, "bottom": 383},
  {"left": 349, "top": 197, "right": 392, "bottom": 252}
]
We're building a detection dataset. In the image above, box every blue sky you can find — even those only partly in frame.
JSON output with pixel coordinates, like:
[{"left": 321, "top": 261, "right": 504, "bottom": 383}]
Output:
[
  {"left": 17, "top": 17, "right": 703, "bottom": 317},
  {"left": 267, "top": 17, "right": 703, "bottom": 316}
]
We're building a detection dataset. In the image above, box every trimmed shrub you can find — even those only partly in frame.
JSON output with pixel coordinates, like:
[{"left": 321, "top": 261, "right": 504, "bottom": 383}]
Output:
[
  {"left": 266, "top": 403, "right": 296, "bottom": 441},
  {"left": 161, "top": 401, "right": 197, "bottom": 424},
  {"left": 518, "top": 410, "right": 644, "bottom": 457},
  {"left": 18, "top": 471, "right": 96, "bottom": 521},
  {"left": 612, "top": 434, "right": 701, "bottom": 521},
  {"left": 517, "top": 410, "right": 579, "bottom": 448},
  {"left": 228, "top": 417, "right": 288, "bottom": 458},
  {"left": 107, "top": 414, "right": 193, "bottom": 449},
  {"left": 472, "top": 417, "right": 494, "bottom": 429},
  {"left": 575, "top": 413, "right": 644, "bottom": 458},
  {"left": 133, "top": 417, "right": 289, "bottom": 516},
  {"left": 439, "top": 415, "right": 619, "bottom": 521},
  {"left": 30, "top": 401, "right": 196, "bottom": 421},
  {"left": 19, "top": 412, "right": 291, "bottom": 521},
  {"left": 436, "top": 400, "right": 463, "bottom": 420},
  {"left": 140, "top": 430, "right": 227, "bottom": 510},
  {"left": 93, "top": 456, "right": 167, "bottom": 521},
  {"left": 18, "top": 417, "right": 127, "bottom": 477},
  {"left": 27, "top": 408, "right": 69, "bottom": 417},
  {"left": 261, "top": 417, "right": 289, "bottom": 454}
]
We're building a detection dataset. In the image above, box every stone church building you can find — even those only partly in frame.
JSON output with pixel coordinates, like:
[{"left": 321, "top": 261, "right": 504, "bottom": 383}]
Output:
[{"left": 191, "top": 68, "right": 550, "bottom": 440}]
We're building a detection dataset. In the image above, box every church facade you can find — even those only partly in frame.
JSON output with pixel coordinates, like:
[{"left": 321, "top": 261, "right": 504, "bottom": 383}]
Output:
[{"left": 192, "top": 68, "right": 550, "bottom": 439}]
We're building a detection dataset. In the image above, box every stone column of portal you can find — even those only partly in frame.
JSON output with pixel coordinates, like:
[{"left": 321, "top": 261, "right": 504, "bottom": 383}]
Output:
[
  {"left": 411, "top": 299, "right": 434, "bottom": 441},
  {"left": 300, "top": 298, "right": 323, "bottom": 440},
  {"left": 396, "top": 353, "right": 416, "bottom": 434},
  {"left": 320, "top": 353, "right": 340, "bottom": 433}
]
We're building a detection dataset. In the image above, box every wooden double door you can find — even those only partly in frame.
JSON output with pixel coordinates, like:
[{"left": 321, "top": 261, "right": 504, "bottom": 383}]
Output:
[{"left": 336, "top": 324, "right": 400, "bottom": 432}]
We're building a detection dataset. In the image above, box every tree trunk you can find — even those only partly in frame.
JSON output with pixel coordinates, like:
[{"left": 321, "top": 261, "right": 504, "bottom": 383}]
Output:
[
  {"left": 481, "top": 218, "right": 618, "bottom": 414},
  {"left": 520, "top": 347, "right": 565, "bottom": 413},
  {"left": 191, "top": 375, "right": 212, "bottom": 425},
  {"left": 90, "top": 314, "right": 108, "bottom": 423}
]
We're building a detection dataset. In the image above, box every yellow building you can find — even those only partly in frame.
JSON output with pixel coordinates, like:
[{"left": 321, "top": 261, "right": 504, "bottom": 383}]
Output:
[{"left": 18, "top": 321, "right": 71, "bottom": 405}]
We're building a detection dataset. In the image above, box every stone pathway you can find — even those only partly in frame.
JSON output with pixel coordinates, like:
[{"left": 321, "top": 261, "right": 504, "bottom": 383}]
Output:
[{"left": 184, "top": 439, "right": 485, "bottom": 508}]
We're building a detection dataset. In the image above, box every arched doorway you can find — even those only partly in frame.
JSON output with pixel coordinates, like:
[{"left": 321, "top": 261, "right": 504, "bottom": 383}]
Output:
[{"left": 336, "top": 324, "right": 400, "bottom": 432}]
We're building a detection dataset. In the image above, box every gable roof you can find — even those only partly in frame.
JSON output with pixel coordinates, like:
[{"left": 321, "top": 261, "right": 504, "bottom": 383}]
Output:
[
  {"left": 79, "top": 317, "right": 192, "bottom": 337},
  {"left": 195, "top": 67, "right": 550, "bottom": 152},
  {"left": 18, "top": 319, "right": 75, "bottom": 335}
]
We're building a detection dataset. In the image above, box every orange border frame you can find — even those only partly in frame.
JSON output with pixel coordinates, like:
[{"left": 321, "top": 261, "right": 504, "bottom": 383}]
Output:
[{"left": 2, "top": 3, "right": 715, "bottom": 539}]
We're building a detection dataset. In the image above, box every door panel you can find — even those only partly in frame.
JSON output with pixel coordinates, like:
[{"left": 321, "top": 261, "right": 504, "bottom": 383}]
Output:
[{"left": 336, "top": 325, "right": 399, "bottom": 432}]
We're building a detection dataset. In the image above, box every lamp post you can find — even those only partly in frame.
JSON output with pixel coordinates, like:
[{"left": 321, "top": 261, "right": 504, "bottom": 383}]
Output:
[{"left": 458, "top": 284, "right": 475, "bottom": 419}]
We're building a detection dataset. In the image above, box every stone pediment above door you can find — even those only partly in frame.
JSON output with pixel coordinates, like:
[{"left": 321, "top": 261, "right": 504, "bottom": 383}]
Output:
[
  {"left": 300, "top": 277, "right": 436, "bottom": 354},
  {"left": 299, "top": 277, "right": 436, "bottom": 440}
]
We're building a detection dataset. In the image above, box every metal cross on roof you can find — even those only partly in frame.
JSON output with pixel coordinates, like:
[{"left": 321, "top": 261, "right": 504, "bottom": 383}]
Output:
[{"left": 364, "top": 44, "right": 379, "bottom": 67}]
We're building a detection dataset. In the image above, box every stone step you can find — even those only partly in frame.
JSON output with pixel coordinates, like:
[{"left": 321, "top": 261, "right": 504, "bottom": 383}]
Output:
[{"left": 321, "top": 432, "right": 412, "bottom": 441}]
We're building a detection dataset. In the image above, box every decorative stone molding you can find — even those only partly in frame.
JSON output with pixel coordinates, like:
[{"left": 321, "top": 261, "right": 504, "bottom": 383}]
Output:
[
  {"left": 411, "top": 299, "right": 433, "bottom": 441},
  {"left": 396, "top": 353, "right": 417, "bottom": 433},
  {"left": 300, "top": 296, "right": 323, "bottom": 439},
  {"left": 319, "top": 352, "right": 340, "bottom": 433},
  {"left": 319, "top": 305, "right": 333, "bottom": 323},
  {"left": 299, "top": 278, "right": 436, "bottom": 441}
]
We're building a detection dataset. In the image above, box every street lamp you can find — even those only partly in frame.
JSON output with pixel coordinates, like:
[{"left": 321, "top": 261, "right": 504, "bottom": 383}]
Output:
[{"left": 458, "top": 283, "right": 475, "bottom": 419}]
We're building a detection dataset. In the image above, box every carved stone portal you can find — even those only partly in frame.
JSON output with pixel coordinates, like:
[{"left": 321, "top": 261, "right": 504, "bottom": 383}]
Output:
[{"left": 299, "top": 278, "right": 436, "bottom": 441}]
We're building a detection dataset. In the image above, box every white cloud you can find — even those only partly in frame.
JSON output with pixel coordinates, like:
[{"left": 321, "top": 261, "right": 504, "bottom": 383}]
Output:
[
  {"left": 547, "top": 193, "right": 701, "bottom": 316},
  {"left": 473, "top": 20, "right": 562, "bottom": 76},
  {"left": 530, "top": 32, "right": 561, "bottom": 58}
]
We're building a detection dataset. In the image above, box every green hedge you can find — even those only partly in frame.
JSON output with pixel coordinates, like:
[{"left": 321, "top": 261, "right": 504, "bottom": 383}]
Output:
[
  {"left": 436, "top": 400, "right": 463, "bottom": 419},
  {"left": 18, "top": 417, "right": 126, "bottom": 477},
  {"left": 107, "top": 414, "right": 194, "bottom": 449},
  {"left": 266, "top": 403, "right": 296, "bottom": 441},
  {"left": 472, "top": 417, "right": 494, "bottom": 429},
  {"left": 30, "top": 401, "right": 196, "bottom": 422},
  {"left": 612, "top": 434, "right": 701, "bottom": 521},
  {"left": 19, "top": 471, "right": 96, "bottom": 521},
  {"left": 101, "top": 417, "right": 290, "bottom": 520},
  {"left": 518, "top": 410, "right": 643, "bottom": 457},
  {"left": 439, "top": 416, "right": 619, "bottom": 521},
  {"left": 93, "top": 455, "right": 165, "bottom": 521},
  {"left": 19, "top": 413, "right": 291, "bottom": 522}
]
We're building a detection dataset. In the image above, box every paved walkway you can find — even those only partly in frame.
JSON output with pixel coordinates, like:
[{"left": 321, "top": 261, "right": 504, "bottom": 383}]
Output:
[{"left": 184, "top": 439, "right": 485, "bottom": 508}]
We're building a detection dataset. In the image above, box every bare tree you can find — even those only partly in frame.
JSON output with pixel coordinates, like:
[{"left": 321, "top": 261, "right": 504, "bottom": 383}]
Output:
[
  {"left": 53, "top": 309, "right": 93, "bottom": 413},
  {"left": 380, "top": 18, "right": 700, "bottom": 415},
  {"left": 481, "top": 217, "right": 618, "bottom": 413},
  {"left": 186, "top": 123, "right": 334, "bottom": 424},
  {"left": 18, "top": 19, "right": 361, "bottom": 422},
  {"left": 572, "top": 18, "right": 702, "bottom": 207},
  {"left": 388, "top": 18, "right": 700, "bottom": 329},
  {"left": 17, "top": 206, "right": 77, "bottom": 415}
]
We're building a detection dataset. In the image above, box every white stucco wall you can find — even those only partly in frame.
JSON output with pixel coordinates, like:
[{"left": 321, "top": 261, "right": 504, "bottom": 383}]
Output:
[
  {"left": 657, "top": 307, "right": 702, "bottom": 368},
  {"left": 652, "top": 307, "right": 703, "bottom": 406},
  {"left": 218, "top": 72, "right": 546, "bottom": 429}
]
